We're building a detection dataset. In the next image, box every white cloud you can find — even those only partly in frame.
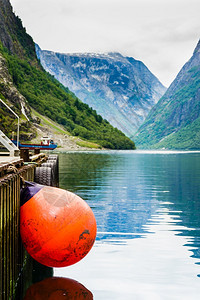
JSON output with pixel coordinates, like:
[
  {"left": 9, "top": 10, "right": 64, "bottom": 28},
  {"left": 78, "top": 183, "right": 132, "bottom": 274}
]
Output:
[{"left": 10, "top": 0, "right": 200, "bottom": 86}]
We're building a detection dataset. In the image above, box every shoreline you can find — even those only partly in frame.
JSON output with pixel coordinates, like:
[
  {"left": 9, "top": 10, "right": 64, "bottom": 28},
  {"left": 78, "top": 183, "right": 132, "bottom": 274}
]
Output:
[{"left": 52, "top": 148, "right": 200, "bottom": 154}]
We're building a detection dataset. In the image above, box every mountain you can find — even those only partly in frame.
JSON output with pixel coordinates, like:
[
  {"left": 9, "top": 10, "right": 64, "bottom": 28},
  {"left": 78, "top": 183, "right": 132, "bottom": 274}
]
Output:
[
  {"left": 135, "top": 39, "right": 200, "bottom": 150},
  {"left": 0, "top": 0, "right": 37, "bottom": 61},
  {"left": 0, "top": 0, "right": 135, "bottom": 149},
  {"left": 0, "top": 0, "right": 37, "bottom": 139},
  {"left": 35, "top": 46, "right": 166, "bottom": 137}
]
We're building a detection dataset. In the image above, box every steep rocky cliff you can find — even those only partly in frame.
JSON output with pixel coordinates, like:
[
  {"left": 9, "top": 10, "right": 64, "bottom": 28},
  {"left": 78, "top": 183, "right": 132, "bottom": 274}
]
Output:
[
  {"left": 0, "top": 0, "right": 37, "bottom": 61},
  {"left": 36, "top": 46, "right": 166, "bottom": 137},
  {"left": 0, "top": 0, "right": 37, "bottom": 140},
  {"left": 135, "top": 39, "right": 200, "bottom": 149}
]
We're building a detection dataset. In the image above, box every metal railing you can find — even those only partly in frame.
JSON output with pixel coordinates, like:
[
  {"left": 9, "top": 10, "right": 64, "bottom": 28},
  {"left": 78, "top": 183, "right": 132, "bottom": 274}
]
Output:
[{"left": 0, "top": 99, "right": 20, "bottom": 149}]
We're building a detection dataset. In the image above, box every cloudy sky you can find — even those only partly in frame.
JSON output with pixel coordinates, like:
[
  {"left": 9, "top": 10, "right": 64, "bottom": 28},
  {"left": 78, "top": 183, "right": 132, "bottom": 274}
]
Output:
[{"left": 10, "top": 0, "right": 200, "bottom": 87}]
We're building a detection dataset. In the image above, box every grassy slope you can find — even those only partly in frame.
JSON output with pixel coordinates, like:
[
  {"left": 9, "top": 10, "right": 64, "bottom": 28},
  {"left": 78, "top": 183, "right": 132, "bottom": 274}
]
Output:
[
  {"left": 134, "top": 66, "right": 200, "bottom": 149},
  {"left": 152, "top": 116, "right": 200, "bottom": 150},
  {"left": 31, "top": 108, "right": 71, "bottom": 135},
  {"left": 31, "top": 108, "right": 102, "bottom": 149}
]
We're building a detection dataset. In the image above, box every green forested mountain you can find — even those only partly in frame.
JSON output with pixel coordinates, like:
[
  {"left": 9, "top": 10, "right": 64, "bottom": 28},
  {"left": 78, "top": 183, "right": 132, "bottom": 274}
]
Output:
[
  {"left": 0, "top": 0, "right": 135, "bottom": 149},
  {"left": 135, "top": 39, "right": 200, "bottom": 150}
]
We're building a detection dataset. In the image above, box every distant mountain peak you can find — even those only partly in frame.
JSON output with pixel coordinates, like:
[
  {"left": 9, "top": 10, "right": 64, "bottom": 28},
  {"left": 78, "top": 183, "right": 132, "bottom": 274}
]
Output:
[
  {"left": 36, "top": 46, "right": 166, "bottom": 137},
  {"left": 194, "top": 39, "right": 200, "bottom": 55},
  {"left": 60, "top": 51, "right": 126, "bottom": 62}
]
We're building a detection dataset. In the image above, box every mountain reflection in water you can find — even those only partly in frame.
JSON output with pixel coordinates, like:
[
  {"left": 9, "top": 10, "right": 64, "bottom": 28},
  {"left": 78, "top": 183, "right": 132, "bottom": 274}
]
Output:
[{"left": 54, "top": 151, "right": 200, "bottom": 299}]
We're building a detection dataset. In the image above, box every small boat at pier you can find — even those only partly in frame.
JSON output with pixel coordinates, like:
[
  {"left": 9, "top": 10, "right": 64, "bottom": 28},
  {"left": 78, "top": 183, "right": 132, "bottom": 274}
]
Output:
[{"left": 12, "top": 136, "right": 57, "bottom": 150}]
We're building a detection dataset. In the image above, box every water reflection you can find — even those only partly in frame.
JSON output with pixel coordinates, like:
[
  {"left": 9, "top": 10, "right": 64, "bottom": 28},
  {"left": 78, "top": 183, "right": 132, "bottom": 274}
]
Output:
[
  {"left": 59, "top": 152, "right": 160, "bottom": 237},
  {"left": 55, "top": 151, "right": 200, "bottom": 299},
  {"left": 137, "top": 152, "right": 200, "bottom": 261},
  {"left": 23, "top": 277, "right": 93, "bottom": 300},
  {"left": 58, "top": 152, "right": 200, "bottom": 249}
]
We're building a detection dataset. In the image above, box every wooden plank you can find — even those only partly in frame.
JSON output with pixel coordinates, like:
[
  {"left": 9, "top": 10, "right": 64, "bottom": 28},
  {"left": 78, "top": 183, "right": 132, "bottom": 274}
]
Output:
[
  {"left": 9, "top": 181, "right": 13, "bottom": 298},
  {"left": 14, "top": 175, "right": 18, "bottom": 293},
  {"left": 6, "top": 182, "right": 10, "bottom": 300},
  {"left": 0, "top": 185, "right": 3, "bottom": 299},
  {"left": 0, "top": 158, "right": 47, "bottom": 299},
  {"left": 3, "top": 183, "right": 7, "bottom": 299}
]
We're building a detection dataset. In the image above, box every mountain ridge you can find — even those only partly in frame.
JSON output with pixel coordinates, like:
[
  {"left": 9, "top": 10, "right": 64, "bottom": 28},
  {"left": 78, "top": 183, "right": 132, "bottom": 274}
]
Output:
[
  {"left": 36, "top": 45, "right": 166, "bottom": 137},
  {"left": 135, "top": 39, "right": 200, "bottom": 149}
]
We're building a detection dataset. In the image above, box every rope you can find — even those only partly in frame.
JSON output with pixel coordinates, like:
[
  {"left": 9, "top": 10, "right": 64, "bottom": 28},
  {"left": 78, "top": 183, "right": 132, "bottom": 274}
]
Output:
[{"left": 7, "top": 164, "right": 26, "bottom": 186}]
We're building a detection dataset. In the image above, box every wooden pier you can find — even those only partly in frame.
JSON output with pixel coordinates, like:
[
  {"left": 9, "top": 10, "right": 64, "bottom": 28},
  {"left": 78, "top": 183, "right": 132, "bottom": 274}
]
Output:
[{"left": 0, "top": 154, "right": 49, "bottom": 300}]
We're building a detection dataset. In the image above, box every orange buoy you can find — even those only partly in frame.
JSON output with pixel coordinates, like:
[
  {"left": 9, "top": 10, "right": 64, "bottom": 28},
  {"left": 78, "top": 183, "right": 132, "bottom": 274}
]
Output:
[
  {"left": 23, "top": 277, "right": 93, "bottom": 300},
  {"left": 20, "top": 182, "right": 97, "bottom": 267}
]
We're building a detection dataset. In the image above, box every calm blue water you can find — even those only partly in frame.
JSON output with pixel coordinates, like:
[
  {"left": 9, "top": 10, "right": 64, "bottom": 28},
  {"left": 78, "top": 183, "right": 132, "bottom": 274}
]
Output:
[{"left": 52, "top": 150, "right": 200, "bottom": 299}]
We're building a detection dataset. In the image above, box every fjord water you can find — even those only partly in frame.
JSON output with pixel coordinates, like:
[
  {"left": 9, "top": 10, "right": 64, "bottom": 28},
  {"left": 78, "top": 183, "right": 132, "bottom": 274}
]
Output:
[{"left": 54, "top": 151, "right": 200, "bottom": 299}]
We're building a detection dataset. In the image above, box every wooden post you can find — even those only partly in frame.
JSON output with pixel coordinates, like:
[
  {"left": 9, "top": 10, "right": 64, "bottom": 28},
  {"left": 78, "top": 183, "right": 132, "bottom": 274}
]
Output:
[
  {"left": 34, "top": 149, "right": 40, "bottom": 155},
  {"left": 20, "top": 149, "right": 30, "bottom": 162},
  {"left": 0, "top": 185, "right": 3, "bottom": 298}
]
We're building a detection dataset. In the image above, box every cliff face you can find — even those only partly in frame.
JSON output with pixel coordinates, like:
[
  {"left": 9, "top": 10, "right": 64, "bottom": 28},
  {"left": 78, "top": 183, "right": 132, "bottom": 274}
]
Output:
[
  {"left": 135, "top": 39, "right": 200, "bottom": 149},
  {"left": 36, "top": 46, "right": 166, "bottom": 137},
  {"left": 0, "top": 0, "right": 37, "bottom": 61},
  {"left": 0, "top": 0, "right": 35, "bottom": 139}
]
